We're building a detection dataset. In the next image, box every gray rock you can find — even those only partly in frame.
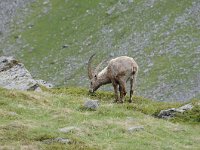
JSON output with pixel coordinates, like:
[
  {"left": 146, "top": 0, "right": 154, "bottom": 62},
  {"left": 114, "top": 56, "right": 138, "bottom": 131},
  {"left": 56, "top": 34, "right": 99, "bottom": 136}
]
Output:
[
  {"left": 0, "top": 56, "right": 18, "bottom": 72},
  {"left": 109, "top": 52, "right": 114, "bottom": 57},
  {"left": 128, "top": 0, "right": 133, "bottom": 3},
  {"left": 84, "top": 99, "right": 99, "bottom": 110},
  {"left": 158, "top": 103, "right": 194, "bottom": 119},
  {"left": 43, "top": 137, "right": 71, "bottom": 144},
  {"left": 177, "top": 104, "right": 194, "bottom": 111},
  {"left": 28, "top": 24, "right": 34, "bottom": 29},
  {"left": 36, "top": 79, "right": 53, "bottom": 88},
  {"left": 158, "top": 108, "right": 177, "bottom": 119},
  {"left": 62, "top": 44, "right": 69, "bottom": 48},
  {"left": 54, "top": 137, "right": 71, "bottom": 144},
  {"left": 106, "top": 7, "right": 115, "bottom": 15},
  {"left": 34, "top": 86, "right": 43, "bottom": 92},
  {"left": 0, "top": 56, "right": 40, "bottom": 91},
  {"left": 8, "top": 112, "right": 18, "bottom": 116},
  {"left": 128, "top": 126, "right": 144, "bottom": 132},
  {"left": 43, "top": 0, "right": 49, "bottom": 5},
  {"left": 59, "top": 126, "right": 79, "bottom": 133}
]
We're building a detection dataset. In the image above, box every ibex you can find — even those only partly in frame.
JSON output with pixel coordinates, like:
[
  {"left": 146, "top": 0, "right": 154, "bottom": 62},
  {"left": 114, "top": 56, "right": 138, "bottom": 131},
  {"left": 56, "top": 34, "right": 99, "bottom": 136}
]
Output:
[{"left": 87, "top": 54, "right": 138, "bottom": 103}]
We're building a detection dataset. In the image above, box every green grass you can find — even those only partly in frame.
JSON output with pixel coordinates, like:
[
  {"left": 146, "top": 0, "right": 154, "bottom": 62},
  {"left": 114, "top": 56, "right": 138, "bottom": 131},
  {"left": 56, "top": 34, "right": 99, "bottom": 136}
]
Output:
[{"left": 0, "top": 87, "right": 199, "bottom": 149}]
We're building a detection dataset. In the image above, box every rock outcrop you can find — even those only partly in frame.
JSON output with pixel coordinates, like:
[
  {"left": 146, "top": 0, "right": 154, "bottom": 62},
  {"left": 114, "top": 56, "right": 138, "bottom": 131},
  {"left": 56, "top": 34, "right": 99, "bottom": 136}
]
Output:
[
  {"left": 0, "top": 56, "right": 46, "bottom": 91},
  {"left": 158, "top": 103, "right": 194, "bottom": 119}
]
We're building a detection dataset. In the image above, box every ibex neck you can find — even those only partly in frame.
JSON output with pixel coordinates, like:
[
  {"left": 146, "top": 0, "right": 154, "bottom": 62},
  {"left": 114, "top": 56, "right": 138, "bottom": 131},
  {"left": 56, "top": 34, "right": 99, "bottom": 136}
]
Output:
[{"left": 97, "top": 67, "right": 111, "bottom": 86}]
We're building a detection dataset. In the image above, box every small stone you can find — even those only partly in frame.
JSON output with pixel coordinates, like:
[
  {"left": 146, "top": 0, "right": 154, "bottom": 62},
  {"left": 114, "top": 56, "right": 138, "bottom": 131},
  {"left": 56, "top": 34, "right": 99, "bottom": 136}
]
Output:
[
  {"left": 54, "top": 137, "right": 71, "bottom": 144},
  {"left": 28, "top": 24, "right": 34, "bottom": 29},
  {"left": 43, "top": 0, "right": 49, "bottom": 5},
  {"left": 126, "top": 117, "right": 135, "bottom": 121},
  {"left": 106, "top": 7, "right": 115, "bottom": 15},
  {"left": 109, "top": 52, "right": 114, "bottom": 57},
  {"left": 8, "top": 112, "right": 18, "bottom": 116},
  {"left": 34, "top": 87, "right": 42, "bottom": 92},
  {"left": 128, "top": 0, "right": 133, "bottom": 3},
  {"left": 62, "top": 44, "right": 69, "bottom": 48},
  {"left": 128, "top": 126, "right": 144, "bottom": 132},
  {"left": 84, "top": 99, "right": 99, "bottom": 110},
  {"left": 43, "top": 137, "right": 71, "bottom": 144},
  {"left": 59, "top": 126, "right": 78, "bottom": 133}
]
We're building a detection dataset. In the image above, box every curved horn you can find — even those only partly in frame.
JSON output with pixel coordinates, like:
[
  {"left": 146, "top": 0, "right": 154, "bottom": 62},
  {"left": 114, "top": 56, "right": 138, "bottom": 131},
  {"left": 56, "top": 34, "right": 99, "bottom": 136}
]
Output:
[{"left": 87, "top": 53, "right": 96, "bottom": 79}]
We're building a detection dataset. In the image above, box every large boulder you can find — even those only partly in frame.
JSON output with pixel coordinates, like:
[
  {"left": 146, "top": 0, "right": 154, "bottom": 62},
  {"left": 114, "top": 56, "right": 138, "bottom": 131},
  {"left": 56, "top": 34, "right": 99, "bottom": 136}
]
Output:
[{"left": 0, "top": 56, "right": 40, "bottom": 91}]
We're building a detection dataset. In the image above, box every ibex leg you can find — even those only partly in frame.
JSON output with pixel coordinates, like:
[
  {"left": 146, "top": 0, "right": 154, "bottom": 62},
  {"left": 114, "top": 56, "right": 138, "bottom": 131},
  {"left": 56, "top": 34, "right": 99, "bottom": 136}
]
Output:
[
  {"left": 112, "top": 80, "right": 119, "bottom": 103},
  {"left": 118, "top": 79, "right": 126, "bottom": 103},
  {"left": 129, "top": 75, "right": 136, "bottom": 103}
]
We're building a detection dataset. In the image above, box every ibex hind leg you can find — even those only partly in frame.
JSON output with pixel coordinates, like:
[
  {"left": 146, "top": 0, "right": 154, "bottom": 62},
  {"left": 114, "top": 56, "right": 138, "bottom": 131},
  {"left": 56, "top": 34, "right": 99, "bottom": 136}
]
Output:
[
  {"left": 129, "top": 75, "right": 136, "bottom": 103},
  {"left": 129, "top": 78, "right": 133, "bottom": 103}
]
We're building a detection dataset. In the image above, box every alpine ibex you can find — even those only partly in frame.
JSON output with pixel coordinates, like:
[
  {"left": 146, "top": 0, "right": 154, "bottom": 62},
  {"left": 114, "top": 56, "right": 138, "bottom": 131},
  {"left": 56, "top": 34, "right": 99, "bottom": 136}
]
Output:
[{"left": 87, "top": 54, "right": 138, "bottom": 103}]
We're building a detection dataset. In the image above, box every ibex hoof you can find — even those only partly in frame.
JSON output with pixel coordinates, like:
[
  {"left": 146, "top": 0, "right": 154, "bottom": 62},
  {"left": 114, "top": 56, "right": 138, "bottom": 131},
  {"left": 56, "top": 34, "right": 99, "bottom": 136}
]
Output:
[
  {"left": 118, "top": 100, "right": 124, "bottom": 104},
  {"left": 123, "top": 92, "right": 127, "bottom": 96},
  {"left": 113, "top": 100, "right": 118, "bottom": 103},
  {"left": 128, "top": 99, "right": 132, "bottom": 103}
]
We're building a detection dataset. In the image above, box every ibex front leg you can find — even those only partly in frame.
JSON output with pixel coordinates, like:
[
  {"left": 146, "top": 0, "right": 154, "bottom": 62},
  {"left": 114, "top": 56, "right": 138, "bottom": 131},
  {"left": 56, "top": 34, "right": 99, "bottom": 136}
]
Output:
[
  {"left": 118, "top": 79, "right": 126, "bottom": 103},
  {"left": 112, "top": 80, "right": 119, "bottom": 103}
]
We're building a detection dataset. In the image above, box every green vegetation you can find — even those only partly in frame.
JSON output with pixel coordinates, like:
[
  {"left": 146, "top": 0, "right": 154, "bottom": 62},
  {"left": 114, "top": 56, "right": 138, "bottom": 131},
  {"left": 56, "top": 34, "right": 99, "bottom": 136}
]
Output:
[
  {"left": 1, "top": 0, "right": 200, "bottom": 149},
  {"left": 0, "top": 87, "right": 199, "bottom": 149},
  {"left": 1, "top": 0, "right": 200, "bottom": 101},
  {"left": 172, "top": 101, "right": 200, "bottom": 124}
]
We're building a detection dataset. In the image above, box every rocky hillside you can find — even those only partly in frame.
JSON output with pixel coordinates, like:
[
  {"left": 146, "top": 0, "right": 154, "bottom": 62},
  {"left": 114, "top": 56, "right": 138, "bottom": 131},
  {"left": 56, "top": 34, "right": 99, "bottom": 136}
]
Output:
[
  {"left": 0, "top": 0, "right": 35, "bottom": 49},
  {"left": 0, "top": 0, "right": 200, "bottom": 102}
]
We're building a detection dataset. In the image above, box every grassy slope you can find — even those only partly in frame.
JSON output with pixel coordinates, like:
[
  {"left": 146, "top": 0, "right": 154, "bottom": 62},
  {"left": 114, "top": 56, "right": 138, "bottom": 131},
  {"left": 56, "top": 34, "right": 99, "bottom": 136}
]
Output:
[
  {"left": 1, "top": 0, "right": 200, "bottom": 102},
  {"left": 0, "top": 87, "right": 200, "bottom": 150}
]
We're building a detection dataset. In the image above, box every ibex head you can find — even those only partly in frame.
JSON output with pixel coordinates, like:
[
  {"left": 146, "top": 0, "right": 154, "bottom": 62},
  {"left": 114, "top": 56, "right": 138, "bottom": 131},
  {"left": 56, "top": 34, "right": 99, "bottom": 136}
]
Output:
[{"left": 87, "top": 54, "right": 108, "bottom": 93}]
